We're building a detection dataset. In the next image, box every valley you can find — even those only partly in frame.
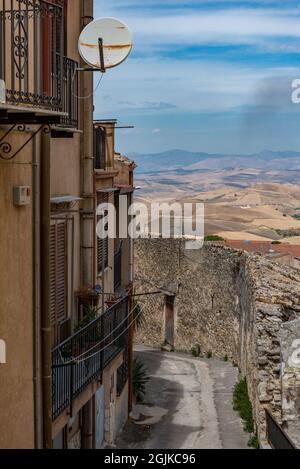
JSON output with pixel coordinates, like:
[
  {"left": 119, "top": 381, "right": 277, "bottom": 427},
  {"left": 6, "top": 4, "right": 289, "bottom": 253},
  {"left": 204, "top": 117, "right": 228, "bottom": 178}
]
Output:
[{"left": 134, "top": 150, "right": 300, "bottom": 243}]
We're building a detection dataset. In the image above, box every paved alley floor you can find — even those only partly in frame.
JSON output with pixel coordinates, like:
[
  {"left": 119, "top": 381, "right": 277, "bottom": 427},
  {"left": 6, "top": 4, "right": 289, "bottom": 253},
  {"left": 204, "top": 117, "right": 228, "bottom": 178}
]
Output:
[{"left": 116, "top": 346, "right": 249, "bottom": 450}]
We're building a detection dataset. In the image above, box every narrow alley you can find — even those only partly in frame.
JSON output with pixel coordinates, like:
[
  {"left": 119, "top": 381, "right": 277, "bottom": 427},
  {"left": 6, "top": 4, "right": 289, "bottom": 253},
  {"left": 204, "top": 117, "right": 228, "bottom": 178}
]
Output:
[{"left": 116, "top": 346, "right": 249, "bottom": 450}]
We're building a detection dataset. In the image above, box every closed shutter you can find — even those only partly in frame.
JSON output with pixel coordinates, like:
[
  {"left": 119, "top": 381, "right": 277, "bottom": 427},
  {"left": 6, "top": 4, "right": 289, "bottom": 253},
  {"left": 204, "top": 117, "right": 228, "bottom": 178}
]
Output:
[
  {"left": 50, "top": 226, "right": 56, "bottom": 326},
  {"left": 97, "top": 193, "right": 109, "bottom": 274},
  {"left": 50, "top": 221, "right": 67, "bottom": 346}
]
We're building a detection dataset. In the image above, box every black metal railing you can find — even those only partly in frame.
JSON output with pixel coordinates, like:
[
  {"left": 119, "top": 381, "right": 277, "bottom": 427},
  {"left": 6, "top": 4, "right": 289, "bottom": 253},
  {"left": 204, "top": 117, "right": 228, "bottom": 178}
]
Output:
[
  {"left": 266, "top": 409, "right": 297, "bottom": 450},
  {"left": 0, "top": 1, "right": 78, "bottom": 127},
  {"left": 52, "top": 296, "right": 129, "bottom": 421},
  {"left": 117, "top": 346, "right": 128, "bottom": 397},
  {"left": 114, "top": 248, "right": 122, "bottom": 291},
  {"left": 61, "top": 56, "right": 78, "bottom": 127},
  {"left": 0, "top": 0, "right": 63, "bottom": 108}
]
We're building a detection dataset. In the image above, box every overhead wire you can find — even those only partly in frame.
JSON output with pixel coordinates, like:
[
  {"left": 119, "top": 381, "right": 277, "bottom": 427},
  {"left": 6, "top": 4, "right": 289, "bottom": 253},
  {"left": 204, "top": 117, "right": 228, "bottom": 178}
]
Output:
[
  {"left": 56, "top": 300, "right": 146, "bottom": 366},
  {"left": 71, "top": 68, "right": 104, "bottom": 100}
]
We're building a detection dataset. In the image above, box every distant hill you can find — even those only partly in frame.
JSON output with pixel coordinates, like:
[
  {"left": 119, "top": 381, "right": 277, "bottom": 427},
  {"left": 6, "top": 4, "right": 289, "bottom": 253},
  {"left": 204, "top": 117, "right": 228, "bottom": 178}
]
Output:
[{"left": 132, "top": 149, "right": 300, "bottom": 174}]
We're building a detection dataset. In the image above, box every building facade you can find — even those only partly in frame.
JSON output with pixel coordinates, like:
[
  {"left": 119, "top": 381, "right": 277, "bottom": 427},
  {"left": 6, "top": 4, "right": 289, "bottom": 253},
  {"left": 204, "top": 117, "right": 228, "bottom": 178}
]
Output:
[{"left": 0, "top": 0, "right": 134, "bottom": 449}]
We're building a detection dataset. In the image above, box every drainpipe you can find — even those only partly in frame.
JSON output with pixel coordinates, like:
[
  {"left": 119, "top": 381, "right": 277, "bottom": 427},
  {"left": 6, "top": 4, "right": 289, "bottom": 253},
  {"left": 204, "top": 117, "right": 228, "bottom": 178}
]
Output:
[
  {"left": 41, "top": 129, "right": 53, "bottom": 449},
  {"left": 80, "top": 0, "right": 94, "bottom": 296},
  {"left": 128, "top": 282, "right": 134, "bottom": 414},
  {"left": 128, "top": 191, "right": 134, "bottom": 413},
  {"left": 80, "top": 0, "right": 94, "bottom": 449},
  {"left": 32, "top": 135, "right": 43, "bottom": 449}
]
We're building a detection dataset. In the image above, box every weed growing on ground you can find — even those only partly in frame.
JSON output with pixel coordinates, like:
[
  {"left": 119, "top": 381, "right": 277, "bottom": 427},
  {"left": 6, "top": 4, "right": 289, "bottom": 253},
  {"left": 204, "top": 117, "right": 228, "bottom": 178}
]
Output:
[
  {"left": 191, "top": 345, "right": 201, "bottom": 357},
  {"left": 233, "top": 377, "right": 259, "bottom": 449}
]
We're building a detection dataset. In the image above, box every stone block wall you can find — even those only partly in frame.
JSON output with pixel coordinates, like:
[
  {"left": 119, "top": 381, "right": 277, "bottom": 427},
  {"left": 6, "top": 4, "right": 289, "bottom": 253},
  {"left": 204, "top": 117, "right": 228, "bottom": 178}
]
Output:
[{"left": 134, "top": 239, "right": 300, "bottom": 445}]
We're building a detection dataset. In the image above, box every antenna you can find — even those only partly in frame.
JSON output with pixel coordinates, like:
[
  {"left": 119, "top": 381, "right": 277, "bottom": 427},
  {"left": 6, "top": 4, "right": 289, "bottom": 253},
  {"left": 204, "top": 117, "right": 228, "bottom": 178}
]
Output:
[{"left": 78, "top": 17, "right": 133, "bottom": 73}]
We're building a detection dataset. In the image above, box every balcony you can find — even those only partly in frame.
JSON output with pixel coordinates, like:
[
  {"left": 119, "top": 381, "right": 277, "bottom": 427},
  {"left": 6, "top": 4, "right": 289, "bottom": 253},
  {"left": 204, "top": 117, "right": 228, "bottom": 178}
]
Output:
[
  {"left": 52, "top": 296, "right": 129, "bottom": 421},
  {"left": 61, "top": 56, "right": 78, "bottom": 128},
  {"left": 0, "top": 0, "right": 78, "bottom": 127},
  {"left": 114, "top": 247, "right": 122, "bottom": 291}
]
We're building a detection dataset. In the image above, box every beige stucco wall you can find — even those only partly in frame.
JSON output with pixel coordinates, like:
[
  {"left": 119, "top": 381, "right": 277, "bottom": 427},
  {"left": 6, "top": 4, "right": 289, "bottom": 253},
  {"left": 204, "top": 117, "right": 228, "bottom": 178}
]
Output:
[
  {"left": 102, "top": 351, "right": 128, "bottom": 445},
  {"left": 0, "top": 0, "right": 94, "bottom": 449},
  {"left": 0, "top": 130, "right": 35, "bottom": 448},
  {"left": 66, "top": 0, "right": 82, "bottom": 62},
  {"left": 50, "top": 135, "right": 81, "bottom": 198},
  {"left": 0, "top": 127, "right": 84, "bottom": 448},
  {"left": 114, "top": 161, "right": 131, "bottom": 186}
]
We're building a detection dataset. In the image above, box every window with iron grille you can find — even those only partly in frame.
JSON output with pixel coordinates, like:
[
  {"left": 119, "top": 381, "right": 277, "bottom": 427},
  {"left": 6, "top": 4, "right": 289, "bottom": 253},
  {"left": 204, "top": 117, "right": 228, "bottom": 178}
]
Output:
[
  {"left": 97, "top": 193, "right": 109, "bottom": 275},
  {"left": 50, "top": 220, "right": 68, "bottom": 347}
]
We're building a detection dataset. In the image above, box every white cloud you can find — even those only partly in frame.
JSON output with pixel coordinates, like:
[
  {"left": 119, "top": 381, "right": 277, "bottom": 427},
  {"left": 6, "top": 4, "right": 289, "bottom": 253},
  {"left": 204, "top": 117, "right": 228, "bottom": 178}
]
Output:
[
  {"left": 95, "top": 56, "right": 298, "bottom": 116},
  {"left": 93, "top": 1, "right": 300, "bottom": 153},
  {"left": 95, "top": 4, "right": 300, "bottom": 49}
]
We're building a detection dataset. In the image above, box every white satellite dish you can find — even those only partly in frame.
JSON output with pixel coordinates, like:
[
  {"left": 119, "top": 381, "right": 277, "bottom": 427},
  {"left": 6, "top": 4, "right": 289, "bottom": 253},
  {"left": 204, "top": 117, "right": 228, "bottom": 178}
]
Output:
[{"left": 78, "top": 17, "right": 133, "bottom": 72}]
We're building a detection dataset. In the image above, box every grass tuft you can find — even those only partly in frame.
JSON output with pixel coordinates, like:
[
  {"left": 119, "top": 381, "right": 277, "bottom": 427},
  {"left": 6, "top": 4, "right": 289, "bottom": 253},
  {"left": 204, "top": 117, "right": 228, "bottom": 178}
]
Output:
[
  {"left": 191, "top": 345, "right": 201, "bottom": 357},
  {"left": 248, "top": 435, "right": 260, "bottom": 449},
  {"left": 233, "top": 378, "right": 254, "bottom": 433}
]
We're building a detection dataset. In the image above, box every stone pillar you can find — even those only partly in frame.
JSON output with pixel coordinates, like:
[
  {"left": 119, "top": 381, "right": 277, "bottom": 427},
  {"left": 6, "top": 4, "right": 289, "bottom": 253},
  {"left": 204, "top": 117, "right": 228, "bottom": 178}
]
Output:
[{"left": 280, "top": 318, "right": 300, "bottom": 448}]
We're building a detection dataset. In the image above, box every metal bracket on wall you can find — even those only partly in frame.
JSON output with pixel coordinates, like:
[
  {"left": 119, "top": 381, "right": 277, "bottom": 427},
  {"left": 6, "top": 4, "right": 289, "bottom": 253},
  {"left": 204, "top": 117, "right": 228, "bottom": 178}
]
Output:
[{"left": 0, "top": 124, "right": 51, "bottom": 161}]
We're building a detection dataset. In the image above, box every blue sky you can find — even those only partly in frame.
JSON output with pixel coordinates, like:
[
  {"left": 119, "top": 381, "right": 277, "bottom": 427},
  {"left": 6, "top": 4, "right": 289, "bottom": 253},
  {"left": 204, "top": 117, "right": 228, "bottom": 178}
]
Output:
[{"left": 94, "top": 0, "right": 300, "bottom": 154}]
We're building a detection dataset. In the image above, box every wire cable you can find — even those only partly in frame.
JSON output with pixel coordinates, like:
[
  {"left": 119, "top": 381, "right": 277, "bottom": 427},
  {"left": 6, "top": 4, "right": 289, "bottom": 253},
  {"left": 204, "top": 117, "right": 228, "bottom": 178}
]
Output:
[
  {"left": 75, "top": 304, "right": 145, "bottom": 365},
  {"left": 68, "top": 300, "right": 140, "bottom": 362},
  {"left": 57, "top": 301, "right": 145, "bottom": 366},
  {"left": 56, "top": 298, "right": 137, "bottom": 364},
  {"left": 71, "top": 69, "right": 104, "bottom": 100}
]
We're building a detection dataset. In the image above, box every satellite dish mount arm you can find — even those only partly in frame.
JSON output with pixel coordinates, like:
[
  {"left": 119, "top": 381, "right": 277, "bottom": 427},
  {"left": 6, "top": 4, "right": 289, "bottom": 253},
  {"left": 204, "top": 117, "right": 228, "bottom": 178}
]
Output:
[
  {"left": 77, "top": 37, "right": 106, "bottom": 73},
  {"left": 98, "top": 38, "right": 106, "bottom": 73}
]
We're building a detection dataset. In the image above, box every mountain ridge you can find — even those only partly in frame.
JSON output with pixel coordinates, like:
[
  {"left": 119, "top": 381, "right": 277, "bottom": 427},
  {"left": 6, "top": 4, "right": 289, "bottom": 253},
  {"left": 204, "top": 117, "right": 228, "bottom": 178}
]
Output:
[{"left": 129, "top": 149, "right": 300, "bottom": 174}]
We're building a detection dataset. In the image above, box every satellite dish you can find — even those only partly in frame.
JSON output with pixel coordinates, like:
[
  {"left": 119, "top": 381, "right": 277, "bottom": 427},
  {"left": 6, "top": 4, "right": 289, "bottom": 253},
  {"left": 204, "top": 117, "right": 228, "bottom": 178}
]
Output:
[{"left": 78, "top": 17, "right": 133, "bottom": 71}]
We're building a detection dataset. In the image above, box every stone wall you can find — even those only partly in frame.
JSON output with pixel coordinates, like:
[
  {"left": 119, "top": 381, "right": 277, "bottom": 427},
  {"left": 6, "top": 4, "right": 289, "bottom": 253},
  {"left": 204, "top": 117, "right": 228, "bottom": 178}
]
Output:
[
  {"left": 134, "top": 239, "right": 300, "bottom": 445},
  {"left": 280, "top": 319, "right": 300, "bottom": 447}
]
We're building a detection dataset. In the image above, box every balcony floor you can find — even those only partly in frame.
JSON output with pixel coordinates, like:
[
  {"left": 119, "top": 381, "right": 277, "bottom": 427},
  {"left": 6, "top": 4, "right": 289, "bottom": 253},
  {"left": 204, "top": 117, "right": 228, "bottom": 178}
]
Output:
[{"left": 0, "top": 103, "right": 68, "bottom": 125}]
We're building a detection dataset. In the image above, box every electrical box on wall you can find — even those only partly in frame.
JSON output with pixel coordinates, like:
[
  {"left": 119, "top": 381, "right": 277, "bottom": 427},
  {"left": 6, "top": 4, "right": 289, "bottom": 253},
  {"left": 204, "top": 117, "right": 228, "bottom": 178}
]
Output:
[{"left": 13, "top": 186, "right": 31, "bottom": 207}]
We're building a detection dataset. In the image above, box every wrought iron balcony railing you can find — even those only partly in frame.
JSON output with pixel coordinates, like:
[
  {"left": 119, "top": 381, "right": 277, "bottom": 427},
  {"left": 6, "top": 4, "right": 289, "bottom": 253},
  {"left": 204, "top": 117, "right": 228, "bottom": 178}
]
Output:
[
  {"left": 61, "top": 56, "right": 78, "bottom": 128},
  {"left": 114, "top": 247, "right": 122, "bottom": 291},
  {"left": 117, "top": 346, "right": 128, "bottom": 397},
  {"left": 52, "top": 296, "right": 129, "bottom": 421},
  {"left": 0, "top": 0, "right": 78, "bottom": 126}
]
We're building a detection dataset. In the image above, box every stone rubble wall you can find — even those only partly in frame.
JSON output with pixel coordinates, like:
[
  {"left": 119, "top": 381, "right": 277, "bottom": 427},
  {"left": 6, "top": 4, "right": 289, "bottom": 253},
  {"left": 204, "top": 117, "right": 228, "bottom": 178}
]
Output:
[{"left": 134, "top": 239, "right": 300, "bottom": 445}]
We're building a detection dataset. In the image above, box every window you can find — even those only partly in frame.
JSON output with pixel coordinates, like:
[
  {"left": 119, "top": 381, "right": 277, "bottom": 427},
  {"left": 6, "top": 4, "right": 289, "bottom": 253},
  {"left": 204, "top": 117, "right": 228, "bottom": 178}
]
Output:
[
  {"left": 50, "top": 220, "right": 68, "bottom": 347},
  {"left": 94, "top": 127, "right": 106, "bottom": 170},
  {"left": 97, "top": 193, "right": 109, "bottom": 275}
]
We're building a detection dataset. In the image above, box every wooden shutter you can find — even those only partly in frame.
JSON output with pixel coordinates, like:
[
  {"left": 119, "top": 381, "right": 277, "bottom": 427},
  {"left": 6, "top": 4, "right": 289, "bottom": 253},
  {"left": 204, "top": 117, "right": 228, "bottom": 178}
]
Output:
[
  {"left": 50, "top": 226, "right": 57, "bottom": 327},
  {"left": 97, "top": 193, "right": 109, "bottom": 274},
  {"left": 50, "top": 221, "right": 67, "bottom": 346}
]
